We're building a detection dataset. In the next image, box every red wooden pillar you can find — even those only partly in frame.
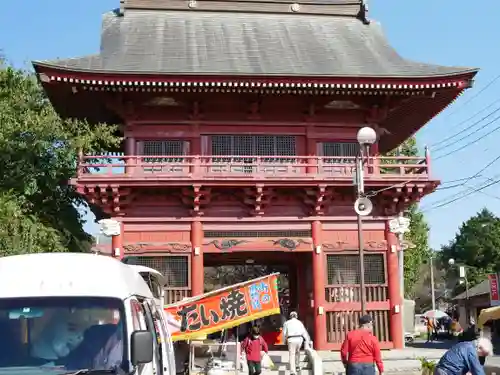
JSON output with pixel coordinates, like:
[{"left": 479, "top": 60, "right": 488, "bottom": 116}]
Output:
[
  {"left": 385, "top": 221, "right": 403, "bottom": 349},
  {"left": 124, "top": 133, "right": 136, "bottom": 174},
  {"left": 191, "top": 220, "right": 204, "bottom": 296},
  {"left": 306, "top": 136, "right": 318, "bottom": 175},
  {"left": 111, "top": 221, "right": 124, "bottom": 260},
  {"left": 371, "top": 142, "right": 380, "bottom": 175},
  {"left": 311, "top": 220, "right": 327, "bottom": 350},
  {"left": 191, "top": 127, "right": 201, "bottom": 175}
]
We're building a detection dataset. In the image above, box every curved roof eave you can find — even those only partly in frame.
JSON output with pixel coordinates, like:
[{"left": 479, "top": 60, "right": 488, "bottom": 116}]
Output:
[{"left": 33, "top": 60, "right": 479, "bottom": 81}]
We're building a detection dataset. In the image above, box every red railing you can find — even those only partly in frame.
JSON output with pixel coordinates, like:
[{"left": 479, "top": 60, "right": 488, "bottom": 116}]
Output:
[{"left": 76, "top": 155, "right": 431, "bottom": 180}]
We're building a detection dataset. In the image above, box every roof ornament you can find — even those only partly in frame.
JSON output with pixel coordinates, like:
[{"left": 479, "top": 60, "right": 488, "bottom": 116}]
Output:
[
  {"left": 118, "top": 0, "right": 125, "bottom": 16},
  {"left": 359, "top": 0, "right": 370, "bottom": 25}
]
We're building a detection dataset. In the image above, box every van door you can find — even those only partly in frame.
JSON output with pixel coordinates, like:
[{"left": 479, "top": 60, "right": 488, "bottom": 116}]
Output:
[
  {"left": 148, "top": 301, "right": 175, "bottom": 375},
  {"left": 129, "top": 298, "right": 156, "bottom": 375},
  {"left": 141, "top": 300, "right": 163, "bottom": 375}
]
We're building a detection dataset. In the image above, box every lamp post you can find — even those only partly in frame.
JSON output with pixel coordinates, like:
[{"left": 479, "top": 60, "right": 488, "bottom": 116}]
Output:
[
  {"left": 448, "top": 258, "right": 469, "bottom": 321},
  {"left": 355, "top": 126, "right": 377, "bottom": 315}
]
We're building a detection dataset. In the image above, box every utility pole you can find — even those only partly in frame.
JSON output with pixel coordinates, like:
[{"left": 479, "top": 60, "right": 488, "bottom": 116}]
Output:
[{"left": 430, "top": 254, "right": 436, "bottom": 312}]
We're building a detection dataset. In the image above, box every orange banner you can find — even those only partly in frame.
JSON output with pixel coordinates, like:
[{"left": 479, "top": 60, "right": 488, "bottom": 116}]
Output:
[{"left": 164, "top": 273, "right": 281, "bottom": 341}]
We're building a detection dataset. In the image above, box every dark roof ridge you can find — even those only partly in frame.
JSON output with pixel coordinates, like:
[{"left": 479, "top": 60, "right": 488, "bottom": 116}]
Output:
[{"left": 119, "top": 0, "right": 367, "bottom": 19}]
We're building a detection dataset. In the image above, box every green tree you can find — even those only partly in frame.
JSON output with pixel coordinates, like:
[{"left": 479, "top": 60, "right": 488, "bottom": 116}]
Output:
[
  {"left": 439, "top": 208, "right": 500, "bottom": 291},
  {"left": 403, "top": 205, "right": 432, "bottom": 298},
  {"left": 0, "top": 60, "right": 121, "bottom": 255},
  {"left": 385, "top": 137, "right": 432, "bottom": 298}
]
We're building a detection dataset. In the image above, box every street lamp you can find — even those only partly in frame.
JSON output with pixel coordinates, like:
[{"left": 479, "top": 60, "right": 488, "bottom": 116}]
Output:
[
  {"left": 448, "top": 258, "right": 470, "bottom": 321},
  {"left": 354, "top": 126, "right": 377, "bottom": 315}
]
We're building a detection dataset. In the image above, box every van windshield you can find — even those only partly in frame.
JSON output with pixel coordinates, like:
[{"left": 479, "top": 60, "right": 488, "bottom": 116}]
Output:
[{"left": 0, "top": 297, "right": 125, "bottom": 374}]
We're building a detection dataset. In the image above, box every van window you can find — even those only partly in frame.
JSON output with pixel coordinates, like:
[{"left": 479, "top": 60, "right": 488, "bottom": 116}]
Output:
[
  {"left": 130, "top": 300, "right": 147, "bottom": 331},
  {"left": 139, "top": 273, "right": 163, "bottom": 300},
  {"left": 0, "top": 297, "right": 125, "bottom": 372}
]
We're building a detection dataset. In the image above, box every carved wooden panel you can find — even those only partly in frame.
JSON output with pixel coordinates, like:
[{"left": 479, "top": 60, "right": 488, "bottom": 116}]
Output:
[
  {"left": 322, "top": 230, "right": 386, "bottom": 251},
  {"left": 202, "top": 237, "right": 313, "bottom": 253},
  {"left": 124, "top": 230, "right": 190, "bottom": 243}
]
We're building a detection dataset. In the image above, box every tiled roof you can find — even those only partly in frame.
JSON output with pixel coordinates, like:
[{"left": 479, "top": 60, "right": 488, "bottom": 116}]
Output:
[
  {"left": 34, "top": 7, "right": 475, "bottom": 78},
  {"left": 453, "top": 279, "right": 490, "bottom": 300}
]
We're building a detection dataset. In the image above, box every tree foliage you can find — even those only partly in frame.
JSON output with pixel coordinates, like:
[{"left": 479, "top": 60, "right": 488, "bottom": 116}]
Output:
[
  {"left": 385, "top": 137, "right": 432, "bottom": 298},
  {"left": 402, "top": 204, "right": 432, "bottom": 298},
  {"left": 0, "top": 60, "right": 121, "bottom": 255},
  {"left": 439, "top": 208, "right": 500, "bottom": 291}
]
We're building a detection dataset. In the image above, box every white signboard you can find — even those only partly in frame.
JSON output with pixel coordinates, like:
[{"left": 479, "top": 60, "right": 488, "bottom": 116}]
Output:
[
  {"left": 389, "top": 217, "right": 411, "bottom": 234},
  {"left": 98, "top": 219, "right": 121, "bottom": 237}
]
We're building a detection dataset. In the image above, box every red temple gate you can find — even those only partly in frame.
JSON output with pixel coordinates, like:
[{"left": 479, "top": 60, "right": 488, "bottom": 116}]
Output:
[{"left": 34, "top": 0, "right": 477, "bottom": 350}]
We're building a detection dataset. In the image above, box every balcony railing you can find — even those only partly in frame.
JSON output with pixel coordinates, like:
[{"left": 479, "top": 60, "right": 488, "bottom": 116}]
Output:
[
  {"left": 76, "top": 155, "right": 431, "bottom": 181},
  {"left": 325, "top": 285, "right": 388, "bottom": 303}
]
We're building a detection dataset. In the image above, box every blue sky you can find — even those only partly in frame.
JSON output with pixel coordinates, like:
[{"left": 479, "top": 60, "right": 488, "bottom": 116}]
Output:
[{"left": 0, "top": 0, "right": 498, "bottom": 249}]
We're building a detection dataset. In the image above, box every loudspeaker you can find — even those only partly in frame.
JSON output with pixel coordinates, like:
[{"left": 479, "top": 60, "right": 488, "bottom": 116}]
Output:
[{"left": 354, "top": 197, "right": 373, "bottom": 216}]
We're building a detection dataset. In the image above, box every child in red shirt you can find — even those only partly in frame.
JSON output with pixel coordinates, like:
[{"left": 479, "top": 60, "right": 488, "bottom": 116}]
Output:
[{"left": 241, "top": 326, "right": 269, "bottom": 375}]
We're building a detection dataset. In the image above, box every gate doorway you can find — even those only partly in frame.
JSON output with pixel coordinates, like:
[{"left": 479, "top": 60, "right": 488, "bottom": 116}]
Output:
[{"left": 204, "top": 252, "right": 299, "bottom": 347}]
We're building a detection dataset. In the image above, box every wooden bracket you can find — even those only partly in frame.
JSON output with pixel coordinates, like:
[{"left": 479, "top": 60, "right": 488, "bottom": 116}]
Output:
[
  {"left": 189, "top": 100, "right": 202, "bottom": 120},
  {"left": 303, "top": 185, "right": 333, "bottom": 216},
  {"left": 242, "top": 185, "right": 275, "bottom": 216},
  {"left": 181, "top": 185, "right": 211, "bottom": 216},
  {"left": 247, "top": 99, "right": 261, "bottom": 120}
]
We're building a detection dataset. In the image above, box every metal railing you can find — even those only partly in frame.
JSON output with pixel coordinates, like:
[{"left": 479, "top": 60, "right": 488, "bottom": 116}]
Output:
[{"left": 76, "top": 155, "right": 431, "bottom": 180}]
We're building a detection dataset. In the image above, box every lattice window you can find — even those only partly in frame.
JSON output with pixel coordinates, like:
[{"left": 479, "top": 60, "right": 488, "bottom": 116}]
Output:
[
  {"left": 326, "top": 254, "right": 385, "bottom": 285},
  {"left": 210, "top": 135, "right": 297, "bottom": 173},
  {"left": 138, "top": 140, "right": 187, "bottom": 173},
  {"left": 320, "top": 142, "right": 358, "bottom": 164},
  {"left": 124, "top": 256, "right": 189, "bottom": 288},
  {"left": 204, "top": 230, "right": 311, "bottom": 238}
]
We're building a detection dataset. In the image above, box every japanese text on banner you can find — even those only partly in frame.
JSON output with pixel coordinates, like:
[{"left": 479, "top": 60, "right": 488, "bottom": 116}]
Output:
[{"left": 164, "top": 274, "right": 280, "bottom": 341}]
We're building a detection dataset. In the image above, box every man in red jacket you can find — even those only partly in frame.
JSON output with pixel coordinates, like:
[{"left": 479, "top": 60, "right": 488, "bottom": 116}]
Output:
[
  {"left": 340, "top": 315, "right": 384, "bottom": 375},
  {"left": 241, "top": 326, "right": 269, "bottom": 375}
]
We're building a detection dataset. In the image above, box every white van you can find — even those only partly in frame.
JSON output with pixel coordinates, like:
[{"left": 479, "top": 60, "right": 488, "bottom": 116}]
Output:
[{"left": 0, "top": 253, "right": 176, "bottom": 375}]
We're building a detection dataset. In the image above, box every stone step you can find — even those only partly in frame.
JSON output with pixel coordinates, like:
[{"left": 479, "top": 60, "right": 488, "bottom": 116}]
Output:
[
  {"left": 262, "top": 370, "right": 422, "bottom": 375},
  {"left": 262, "top": 372, "right": 312, "bottom": 375}
]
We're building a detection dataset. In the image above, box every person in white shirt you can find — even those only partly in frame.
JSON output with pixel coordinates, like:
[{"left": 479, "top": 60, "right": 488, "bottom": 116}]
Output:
[{"left": 282, "top": 311, "right": 311, "bottom": 375}]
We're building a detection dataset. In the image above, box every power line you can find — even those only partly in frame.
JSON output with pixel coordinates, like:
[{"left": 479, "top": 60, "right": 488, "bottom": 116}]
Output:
[
  {"left": 433, "top": 114, "right": 500, "bottom": 160},
  {"left": 422, "top": 153, "right": 500, "bottom": 211},
  {"left": 440, "top": 73, "right": 500, "bottom": 119},
  {"left": 430, "top": 103, "right": 500, "bottom": 149},
  {"left": 433, "top": 108, "right": 500, "bottom": 153},
  {"left": 439, "top": 175, "right": 484, "bottom": 186},
  {"left": 421, "top": 176, "right": 500, "bottom": 213},
  {"left": 436, "top": 155, "right": 500, "bottom": 190},
  {"left": 437, "top": 176, "right": 483, "bottom": 190}
]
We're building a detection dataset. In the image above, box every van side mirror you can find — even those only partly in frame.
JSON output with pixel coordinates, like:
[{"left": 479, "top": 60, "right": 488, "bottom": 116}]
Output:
[{"left": 131, "top": 330, "right": 154, "bottom": 365}]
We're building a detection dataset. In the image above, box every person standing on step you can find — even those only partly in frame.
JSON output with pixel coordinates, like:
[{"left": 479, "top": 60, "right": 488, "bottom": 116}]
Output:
[
  {"left": 340, "top": 315, "right": 384, "bottom": 375},
  {"left": 241, "top": 325, "right": 268, "bottom": 375},
  {"left": 282, "top": 311, "right": 311, "bottom": 375}
]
